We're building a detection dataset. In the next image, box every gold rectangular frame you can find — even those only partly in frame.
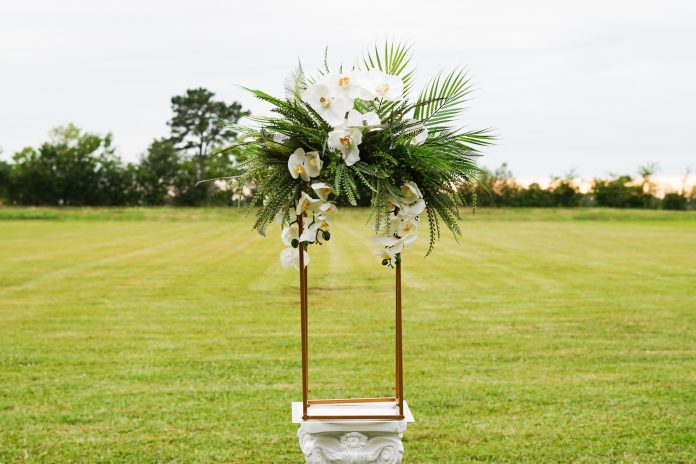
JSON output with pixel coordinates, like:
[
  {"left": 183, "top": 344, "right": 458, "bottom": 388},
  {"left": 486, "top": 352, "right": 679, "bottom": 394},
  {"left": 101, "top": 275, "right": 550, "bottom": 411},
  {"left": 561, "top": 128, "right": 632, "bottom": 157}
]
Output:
[{"left": 297, "top": 212, "right": 405, "bottom": 421}]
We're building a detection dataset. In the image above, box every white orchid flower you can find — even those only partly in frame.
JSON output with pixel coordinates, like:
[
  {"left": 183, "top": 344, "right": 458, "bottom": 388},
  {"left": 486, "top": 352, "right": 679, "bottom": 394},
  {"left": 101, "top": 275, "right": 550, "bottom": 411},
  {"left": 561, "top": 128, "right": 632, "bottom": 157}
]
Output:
[
  {"left": 318, "top": 217, "right": 331, "bottom": 233},
  {"left": 374, "top": 245, "right": 398, "bottom": 262},
  {"left": 305, "top": 151, "right": 322, "bottom": 177},
  {"left": 324, "top": 72, "right": 364, "bottom": 100},
  {"left": 280, "top": 247, "right": 310, "bottom": 269},
  {"left": 382, "top": 233, "right": 418, "bottom": 252},
  {"left": 288, "top": 148, "right": 322, "bottom": 182},
  {"left": 342, "top": 109, "right": 381, "bottom": 129},
  {"left": 328, "top": 127, "right": 363, "bottom": 166},
  {"left": 316, "top": 202, "right": 338, "bottom": 220},
  {"left": 298, "top": 216, "right": 331, "bottom": 243},
  {"left": 281, "top": 223, "right": 299, "bottom": 246},
  {"left": 301, "top": 82, "right": 353, "bottom": 127},
  {"left": 296, "top": 191, "right": 322, "bottom": 216},
  {"left": 390, "top": 214, "right": 419, "bottom": 237},
  {"left": 398, "top": 198, "right": 426, "bottom": 217},
  {"left": 357, "top": 69, "right": 404, "bottom": 101},
  {"left": 311, "top": 182, "right": 335, "bottom": 201},
  {"left": 400, "top": 181, "right": 423, "bottom": 203},
  {"left": 373, "top": 234, "right": 416, "bottom": 259},
  {"left": 398, "top": 233, "right": 418, "bottom": 249},
  {"left": 373, "top": 234, "right": 403, "bottom": 251},
  {"left": 390, "top": 182, "right": 425, "bottom": 217},
  {"left": 287, "top": 148, "right": 309, "bottom": 181},
  {"left": 299, "top": 222, "right": 320, "bottom": 243}
]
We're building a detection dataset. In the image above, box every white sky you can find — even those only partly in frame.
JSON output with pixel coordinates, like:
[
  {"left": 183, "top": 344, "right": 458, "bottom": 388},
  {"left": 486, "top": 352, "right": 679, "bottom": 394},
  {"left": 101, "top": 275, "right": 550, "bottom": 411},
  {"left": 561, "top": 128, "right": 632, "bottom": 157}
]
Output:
[{"left": 1, "top": 0, "right": 694, "bottom": 179}]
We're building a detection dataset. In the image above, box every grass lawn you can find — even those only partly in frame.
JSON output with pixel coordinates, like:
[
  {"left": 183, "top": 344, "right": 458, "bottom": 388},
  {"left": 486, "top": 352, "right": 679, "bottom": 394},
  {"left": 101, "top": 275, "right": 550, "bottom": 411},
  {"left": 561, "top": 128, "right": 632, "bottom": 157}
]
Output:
[{"left": 1, "top": 207, "right": 694, "bottom": 463}]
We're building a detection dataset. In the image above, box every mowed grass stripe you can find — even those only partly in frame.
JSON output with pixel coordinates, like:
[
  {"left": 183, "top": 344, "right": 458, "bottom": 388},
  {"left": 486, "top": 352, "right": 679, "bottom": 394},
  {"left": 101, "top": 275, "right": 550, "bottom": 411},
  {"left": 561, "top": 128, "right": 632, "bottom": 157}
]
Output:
[{"left": 0, "top": 208, "right": 694, "bottom": 463}]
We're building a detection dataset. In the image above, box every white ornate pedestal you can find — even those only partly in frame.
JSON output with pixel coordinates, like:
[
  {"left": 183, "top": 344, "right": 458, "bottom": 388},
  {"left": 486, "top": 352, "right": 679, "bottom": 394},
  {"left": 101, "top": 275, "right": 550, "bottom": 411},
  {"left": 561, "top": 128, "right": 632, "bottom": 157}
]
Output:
[{"left": 292, "top": 401, "right": 414, "bottom": 464}]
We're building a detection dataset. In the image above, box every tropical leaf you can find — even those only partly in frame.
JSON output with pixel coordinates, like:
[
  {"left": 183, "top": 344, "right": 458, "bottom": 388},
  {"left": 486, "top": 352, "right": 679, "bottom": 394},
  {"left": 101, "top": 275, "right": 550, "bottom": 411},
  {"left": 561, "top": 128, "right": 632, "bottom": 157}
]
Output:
[{"left": 413, "top": 68, "right": 474, "bottom": 131}]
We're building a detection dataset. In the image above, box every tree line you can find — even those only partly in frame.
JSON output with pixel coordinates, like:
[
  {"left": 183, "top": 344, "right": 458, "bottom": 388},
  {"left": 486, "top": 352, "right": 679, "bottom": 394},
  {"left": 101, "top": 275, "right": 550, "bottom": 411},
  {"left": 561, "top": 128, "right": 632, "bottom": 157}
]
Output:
[
  {"left": 471, "top": 163, "right": 694, "bottom": 210},
  {"left": 0, "top": 87, "right": 693, "bottom": 210},
  {"left": 0, "top": 88, "right": 248, "bottom": 207}
]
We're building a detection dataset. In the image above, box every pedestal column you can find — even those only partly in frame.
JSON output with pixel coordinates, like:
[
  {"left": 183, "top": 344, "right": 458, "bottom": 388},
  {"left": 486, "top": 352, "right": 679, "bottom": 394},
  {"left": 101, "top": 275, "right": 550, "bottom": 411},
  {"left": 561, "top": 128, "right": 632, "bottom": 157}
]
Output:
[{"left": 292, "top": 401, "right": 414, "bottom": 464}]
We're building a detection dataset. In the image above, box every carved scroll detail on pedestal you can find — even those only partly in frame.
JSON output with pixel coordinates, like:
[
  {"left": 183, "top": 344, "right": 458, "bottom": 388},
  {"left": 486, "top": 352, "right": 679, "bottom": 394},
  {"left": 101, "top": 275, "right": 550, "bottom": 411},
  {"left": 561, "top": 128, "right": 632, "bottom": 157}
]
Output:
[{"left": 298, "top": 429, "right": 404, "bottom": 464}]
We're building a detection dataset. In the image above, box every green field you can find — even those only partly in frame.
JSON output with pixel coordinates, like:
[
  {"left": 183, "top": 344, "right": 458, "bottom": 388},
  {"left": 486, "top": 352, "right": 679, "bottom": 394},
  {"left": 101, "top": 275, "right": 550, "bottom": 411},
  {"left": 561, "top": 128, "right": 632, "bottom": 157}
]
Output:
[{"left": 1, "top": 208, "right": 695, "bottom": 463}]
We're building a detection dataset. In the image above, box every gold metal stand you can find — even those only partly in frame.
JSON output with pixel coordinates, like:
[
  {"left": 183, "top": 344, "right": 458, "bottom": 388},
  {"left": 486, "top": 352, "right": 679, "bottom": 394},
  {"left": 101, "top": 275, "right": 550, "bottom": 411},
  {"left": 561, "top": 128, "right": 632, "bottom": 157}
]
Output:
[{"left": 297, "top": 205, "right": 405, "bottom": 421}]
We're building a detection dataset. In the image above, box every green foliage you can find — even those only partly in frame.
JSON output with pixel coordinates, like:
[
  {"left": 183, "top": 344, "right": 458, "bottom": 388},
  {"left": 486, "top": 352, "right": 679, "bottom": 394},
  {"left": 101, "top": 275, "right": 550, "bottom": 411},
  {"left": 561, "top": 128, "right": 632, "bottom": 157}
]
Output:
[
  {"left": 173, "top": 150, "right": 240, "bottom": 206},
  {"left": 7, "top": 125, "right": 137, "bottom": 206},
  {"left": 230, "top": 41, "right": 494, "bottom": 255},
  {"left": 469, "top": 163, "right": 583, "bottom": 208},
  {"left": 549, "top": 178, "right": 582, "bottom": 207},
  {"left": 168, "top": 88, "right": 249, "bottom": 157},
  {"left": 166, "top": 88, "right": 250, "bottom": 206},
  {"left": 592, "top": 175, "right": 650, "bottom": 208},
  {"left": 3, "top": 88, "right": 249, "bottom": 207},
  {"left": 414, "top": 68, "right": 472, "bottom": 131},
  {"left": 137, "top": 139, "right": 181, "bottom": 206},
  {"left": 0, "top": 160, "right": 11, "bottom": 204},
  {"left": 473, "top": 164, "right": 692, "bottom": 210},
  {"left": 476, "top": 176, "right": 584, "bottom": 208},
  {"left": 663, "top": 192, "right": 687, "bottom": 210}
]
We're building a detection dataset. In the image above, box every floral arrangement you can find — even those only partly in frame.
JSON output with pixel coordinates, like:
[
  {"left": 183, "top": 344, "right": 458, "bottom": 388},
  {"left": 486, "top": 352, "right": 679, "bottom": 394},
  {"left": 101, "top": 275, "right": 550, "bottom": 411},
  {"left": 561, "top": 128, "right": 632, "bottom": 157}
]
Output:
[{"left": 226, "top": 42, "right": 492, "bottom": 269}]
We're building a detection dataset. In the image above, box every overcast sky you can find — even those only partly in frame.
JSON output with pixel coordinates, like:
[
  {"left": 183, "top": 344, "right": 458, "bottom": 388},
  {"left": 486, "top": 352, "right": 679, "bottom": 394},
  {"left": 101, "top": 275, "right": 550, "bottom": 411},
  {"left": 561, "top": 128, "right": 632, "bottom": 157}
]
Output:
[{"left": 1, "top": 0, "right": 694, "bottom": 180}]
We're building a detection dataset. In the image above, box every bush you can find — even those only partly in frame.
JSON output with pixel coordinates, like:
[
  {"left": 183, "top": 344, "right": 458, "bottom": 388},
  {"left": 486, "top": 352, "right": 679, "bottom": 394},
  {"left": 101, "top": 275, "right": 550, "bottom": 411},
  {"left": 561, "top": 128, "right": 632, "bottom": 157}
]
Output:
[
  {"left": 548, "top": 179, "right": 583, "bottom": 207},
  {"left": 475, "top": 165, "right": 584, "bottom": 208},
  {"left": 0, "top": 160, "right": 11, "bottom": 204},
  {"left": 592, "top": 175, "right": 652, "bottom": 208},
  {"left": 662, "top": 193, "right": 687, "bottom": 210}
]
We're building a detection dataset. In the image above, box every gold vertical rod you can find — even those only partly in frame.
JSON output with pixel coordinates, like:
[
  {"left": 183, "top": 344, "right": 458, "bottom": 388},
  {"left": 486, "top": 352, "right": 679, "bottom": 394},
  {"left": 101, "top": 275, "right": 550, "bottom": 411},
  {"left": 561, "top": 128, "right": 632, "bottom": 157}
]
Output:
[
  {"left": 298, "top": 210, "right": 309, "bottom": 419},
  {"left": 396, "top": 254, "right": 404, "bottom": 417},
  {"left": 303, "top": 238, "right": 309, "bottom": 417}
]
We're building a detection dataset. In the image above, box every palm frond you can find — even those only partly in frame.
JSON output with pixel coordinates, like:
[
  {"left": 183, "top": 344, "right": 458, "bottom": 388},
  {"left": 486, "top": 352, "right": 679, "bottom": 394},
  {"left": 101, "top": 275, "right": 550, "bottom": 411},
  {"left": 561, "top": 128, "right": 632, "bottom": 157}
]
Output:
[{"left": 413, "top": 68, "right": 473, "bottom": 131}]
